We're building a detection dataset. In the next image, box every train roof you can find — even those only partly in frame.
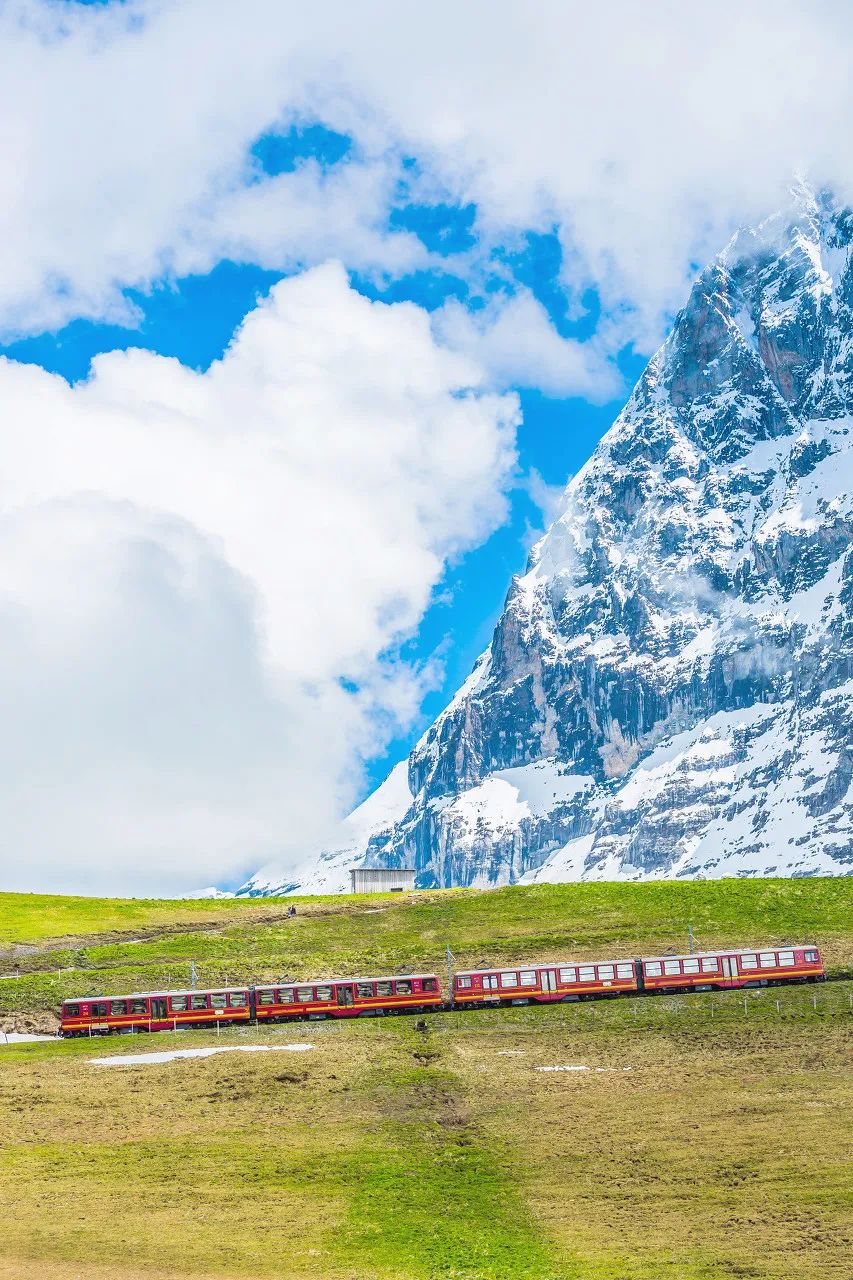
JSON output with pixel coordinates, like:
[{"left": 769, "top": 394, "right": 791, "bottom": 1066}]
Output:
[
  {"left": 454, "top": 959, "right": 631, "bottom": 977},
  {"left": 639, "top": 944, "right": 818, "bottom": 962},
  {"left": 63, "top": 985, "right": 251, "bottom": 1004},
  {"left": 254, "top": 973, "right": 440, "bottom": 987}
]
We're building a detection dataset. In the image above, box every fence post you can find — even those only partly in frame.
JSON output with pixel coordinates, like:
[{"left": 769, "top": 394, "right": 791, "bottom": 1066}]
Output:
[{"left": 743, "top": 995, "right": 748, "bottom": 1016}]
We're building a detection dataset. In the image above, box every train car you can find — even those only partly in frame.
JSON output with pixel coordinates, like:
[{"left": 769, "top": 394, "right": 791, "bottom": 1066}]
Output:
[
  {"left": 253, "top": 973, "right": 443, "bottom": 1021},
  {"left": 59, "top": 987, "right": 252, "bottom": 1036},
  {"left": 640, "top": 945, "right": 825, "bottom": 993},
  {"left": 452, "top": 958, "right": 639, "bottom": 1007}
]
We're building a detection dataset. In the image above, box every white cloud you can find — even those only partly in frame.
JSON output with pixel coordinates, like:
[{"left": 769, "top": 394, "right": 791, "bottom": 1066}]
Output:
[
  {"left": 0, "top": 1, "right": 421, "bottom": 334},
  {"left": 434, "top": 291, "right": 620, "bottom": 399},
  {"left": 3, "top": 1, "right": 853, "bottom": 353},
  {"left": 0, "top": 263, "right": 517, "bottom": 893},
  {"left": 525, "top": 468, "right": 568, "bottom": 530}
]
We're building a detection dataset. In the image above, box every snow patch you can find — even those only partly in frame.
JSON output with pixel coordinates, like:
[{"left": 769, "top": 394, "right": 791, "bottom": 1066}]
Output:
[
  {"left": 440, "top": 761, "right": 593, "bottom": 839},
  {"left": 536, "top": 1065, "right": 633, "bottom": 1073},
  {"left": 0, "top": 1032, "right": 56, "bottom": 1044},
  {"left": 90, "top": 1044, "right": 314, "bottom": 1066}
]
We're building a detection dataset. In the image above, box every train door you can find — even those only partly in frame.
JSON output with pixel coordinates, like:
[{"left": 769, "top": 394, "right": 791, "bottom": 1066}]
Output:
[
  {"left": 541, "top": 970, "right": 558, "bottom": 994},
  {"left": 150, "top": 998, "right": 167, "bottom": 1025},
  {"left": 482, "top": 975, "right": 500, "bottom": 996},
  {"left": 721, "top": 957, "right": 738, "bottom": 983},
  {"left": 337, "top": 984, "right": 355, "bottom": 1007}
]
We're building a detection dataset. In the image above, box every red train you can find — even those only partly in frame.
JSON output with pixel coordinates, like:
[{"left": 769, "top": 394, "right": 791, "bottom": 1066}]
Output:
[
  {"left": 452, "top": 944, "right": 825, "bottom": 1007},
  {"left": 253, "top": 973, "right": 442, "bottom": 1022},
  {"left": 59, "top": 944, "right": 825, "bottom": 1036},
  {"left": 59, "top": 987, "right": 254, "bottom": 1036},
  {"left": 60, "top": 973, "right": 443, "bottom": 1036}
]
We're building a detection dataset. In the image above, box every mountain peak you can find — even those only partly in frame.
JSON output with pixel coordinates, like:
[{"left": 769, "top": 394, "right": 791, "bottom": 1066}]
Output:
[{"left": 242, "top": 192, "right": 853, "bottom": 895}]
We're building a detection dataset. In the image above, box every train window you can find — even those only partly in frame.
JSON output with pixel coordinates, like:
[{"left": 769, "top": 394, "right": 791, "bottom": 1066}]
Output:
[
  {"left": 740, "top": 955, "right": 758, "bottom": 969},
  {"left": 395, "top": 980, "right": 412, "bottom": 995},
  {"left": 296, "top": 987, "right": 314, "bottom": 1003},
  {"left": 682, "top": 960, "right": 700, "bottom": 974},
  {"left": 701, "top": 958, "right": 718, "bottom": 972},
  {"left": 422, "top": 978, "right": 438, "bottom": 992},
  {"left": 210, "top": 993, "right": 228, "bottom": 1009},
  {"left": 456, "top": 977, "right": 472, "bottom": 989},
  {"left": 257, "top": 990, "right": 275, "bottom": 1005},
  {"left": 645, "top": 962, "right": 661, "bottom": 976},
  {"left": 376, "top": 982, "right": 393, "bottom": 997},
  {"left": 314, "top": 986, "right": 332, "bottom": 1002},
  {"left": 805, "top": 950, "right": 818, "bottom": 963},
  {"left": 597, "top": 965, "right": 614, "bottom": 980},
  {"left": 356, "top": 983, "right": 374, "bottom": 998},
  {"left": 110, "top": 1000, "right": 127, "bottom": 1016},
  {"left": 617, "top": 964, "right": 634, "bottom": 978},
  {"left": 278, "top": 989, "right": 295, "bottom": 1004},
  {"left": 131, "top": 999, "right": 148, "bottom": 1014},
  {"left": 663, "top": 961, "right": 681, "bottom": 975},
  {"left": 578, "top": 966, "right": 596, "bottom": 981},
  {"left": 519, "top": 971, "right": 537, "bottom": 986},
  {"left": 759, "top": 953, "right": 777, "bottom": 968},
  {"left": 190, "top": 995, "right": 208, "bottom": 1010},
  {"left": 500, "top": 972, "right": 517, "bottom": 988},
  {"left": 777, "top": 951, "right": 795, "bottom": 966},
  {"left": 229, "top": 992, "right": 247, "bottom": 1006},
  {"left": 559, "top": 967, "right": 576, "bottom": 982},
  {"left": 64, "top": 1004, "right": 79, "bottom": 1017},
  {"left": 90, "top": 1002, "right": 108, "bottom": 1017},
  {"left": 169, "top": 996, "right": 187, "bottom": 1011}
]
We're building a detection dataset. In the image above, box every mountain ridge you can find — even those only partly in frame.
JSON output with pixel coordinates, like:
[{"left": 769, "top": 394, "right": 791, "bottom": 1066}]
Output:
[{"left": 242, "top": 184, "right": 853, "bottom": 896}]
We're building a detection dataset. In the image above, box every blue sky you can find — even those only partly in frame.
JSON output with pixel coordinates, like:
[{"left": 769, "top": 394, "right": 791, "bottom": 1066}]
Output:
[
  {"left": 3, "top": 0, "right": 842, "bottom": 893},
  {"left": 0, "top": 121, "right": 644, "bottom": 804}
]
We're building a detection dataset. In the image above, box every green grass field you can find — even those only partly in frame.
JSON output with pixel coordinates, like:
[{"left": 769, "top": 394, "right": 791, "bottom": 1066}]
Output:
[
  {"left": 1, "top": 877, "right": 851, "bottom": 1025},
  {"left": 0, "top": 878, "right": 851, "bottom": 1280}
]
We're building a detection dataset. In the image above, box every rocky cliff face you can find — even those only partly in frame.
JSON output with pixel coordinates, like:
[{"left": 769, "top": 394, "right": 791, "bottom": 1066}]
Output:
[{"left": 243, "top": 185, "right": 853, "bottom": 895}]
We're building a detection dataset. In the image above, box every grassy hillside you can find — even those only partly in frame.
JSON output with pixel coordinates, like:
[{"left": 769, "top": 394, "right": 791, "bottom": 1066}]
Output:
[
  {"left": 1, "top": 877, "right": 851, "bottom": 1025},
  {"left": 1, "top": 879, "right": 851, "bottom": 1279},
  {"left": 1, "top": 984, "right": 851, "bottom": 1280}
]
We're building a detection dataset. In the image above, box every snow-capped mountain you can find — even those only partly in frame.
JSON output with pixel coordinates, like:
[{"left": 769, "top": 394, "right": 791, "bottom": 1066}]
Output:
[{"left": 242, "top": 184, "right": 853, "bottom": 895}]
